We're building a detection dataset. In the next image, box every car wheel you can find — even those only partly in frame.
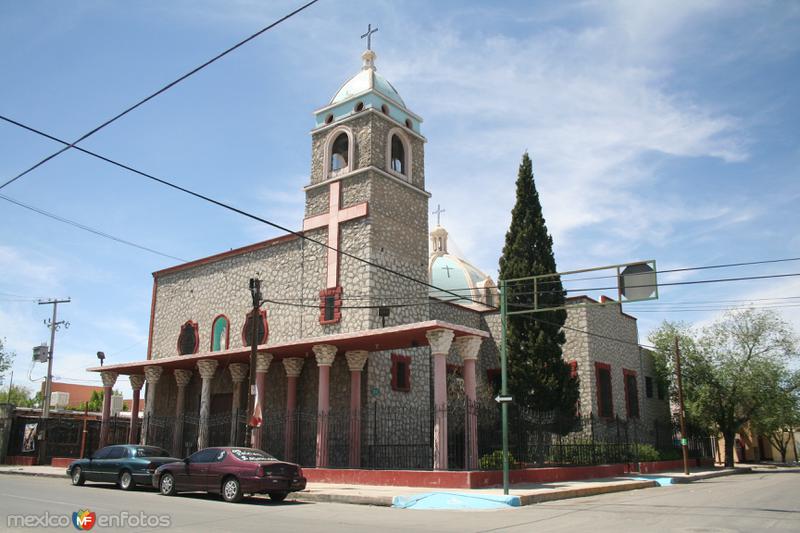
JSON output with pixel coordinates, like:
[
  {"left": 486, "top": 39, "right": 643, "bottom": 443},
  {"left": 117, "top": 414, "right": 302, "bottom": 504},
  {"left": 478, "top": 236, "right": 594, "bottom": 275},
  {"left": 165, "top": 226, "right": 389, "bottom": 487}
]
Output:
[
  {"left": 268, "top": 492, "right": 288, "bottom": 502},
  {"left": 221, "top": 477, "right": 242, "bottom": 503},
  {"left": 159, "top": 473, "right": 177, "bottom": 496},
  {"left": 118, "top": 470, "right": 136, "bottom": 491},
  {"left": 71, "top": 466, "right": 85, "bottom": 486}
]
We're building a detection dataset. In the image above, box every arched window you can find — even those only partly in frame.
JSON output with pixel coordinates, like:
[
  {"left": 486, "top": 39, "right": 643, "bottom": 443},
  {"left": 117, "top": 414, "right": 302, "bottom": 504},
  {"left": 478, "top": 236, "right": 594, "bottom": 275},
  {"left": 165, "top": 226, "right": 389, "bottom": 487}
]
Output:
[
  {"left": 178, "top": 321, "right": 199, "bottom": 355},
  {"left": 331, "top": 133, "right": 349, "bottom": 172},
  {"left": 242, "top": 310, "right": 268, "bottom": 347},
  {"left": 391, "top": 134, "right": 406, "bottom": 175},
  {"left": 210, "top": 315, "right": 229, "bottom": 352}
]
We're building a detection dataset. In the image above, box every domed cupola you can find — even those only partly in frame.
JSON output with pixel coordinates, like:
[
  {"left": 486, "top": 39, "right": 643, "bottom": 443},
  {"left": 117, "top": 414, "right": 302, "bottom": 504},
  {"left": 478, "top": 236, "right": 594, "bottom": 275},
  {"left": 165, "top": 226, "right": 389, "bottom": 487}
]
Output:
[
  {"left": 313, "top": 47, "right": 422, "bottom": 134},
  {"left": 428, "top": 223, "right": 499, "bottom": 309}
]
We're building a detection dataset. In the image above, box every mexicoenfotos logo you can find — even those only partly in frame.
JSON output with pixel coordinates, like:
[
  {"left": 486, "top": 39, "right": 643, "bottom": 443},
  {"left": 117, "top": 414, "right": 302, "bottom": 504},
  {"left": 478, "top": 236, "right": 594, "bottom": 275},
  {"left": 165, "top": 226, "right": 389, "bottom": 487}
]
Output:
[
  {"left": 72, "top": 509, "right": 96, "bottom": 530},
  {"left": 7, "top": 509, "right": 170, "bottom": 529}
]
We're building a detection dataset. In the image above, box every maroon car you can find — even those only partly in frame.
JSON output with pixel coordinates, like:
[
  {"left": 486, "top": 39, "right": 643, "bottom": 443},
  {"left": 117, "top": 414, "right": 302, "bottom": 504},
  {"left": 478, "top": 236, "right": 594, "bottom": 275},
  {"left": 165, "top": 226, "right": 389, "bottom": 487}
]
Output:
[{"left": 152, "top": 447, "right": 306, "bottom": 503}]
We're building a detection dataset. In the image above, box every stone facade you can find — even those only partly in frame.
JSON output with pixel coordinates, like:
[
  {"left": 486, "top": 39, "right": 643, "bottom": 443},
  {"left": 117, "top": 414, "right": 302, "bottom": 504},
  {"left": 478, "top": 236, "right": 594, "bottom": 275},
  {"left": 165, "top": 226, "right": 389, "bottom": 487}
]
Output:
[
  {"left": 431, "top": 295, "right": 670, "bottom": 437},
  {"left": 134, "top": 48, "right": 669, "bottom": 467}
]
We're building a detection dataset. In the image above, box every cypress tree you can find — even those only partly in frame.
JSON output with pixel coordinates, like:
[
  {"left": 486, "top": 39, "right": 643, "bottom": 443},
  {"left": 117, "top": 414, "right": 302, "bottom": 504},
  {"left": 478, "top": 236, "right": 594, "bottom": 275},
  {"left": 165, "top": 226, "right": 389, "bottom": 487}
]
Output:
[{"left": 498, "top": 152, "right": 579, "bottom": 421}]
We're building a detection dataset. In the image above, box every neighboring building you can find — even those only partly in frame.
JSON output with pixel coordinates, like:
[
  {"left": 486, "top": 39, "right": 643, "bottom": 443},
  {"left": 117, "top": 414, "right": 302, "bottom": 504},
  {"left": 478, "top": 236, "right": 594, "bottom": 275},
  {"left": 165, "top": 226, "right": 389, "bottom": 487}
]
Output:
[
  {"left": 427, "top": 230, "right": 671, "bottom": 442},
  {"left": 716, "top": 427, "right": 799, "bottom": 464},
  {"left": 38, "top": 382, "right": 103, "bottom": 409},
  {"left": 87, "top": 44, "right": 669, "bottom": 469}
]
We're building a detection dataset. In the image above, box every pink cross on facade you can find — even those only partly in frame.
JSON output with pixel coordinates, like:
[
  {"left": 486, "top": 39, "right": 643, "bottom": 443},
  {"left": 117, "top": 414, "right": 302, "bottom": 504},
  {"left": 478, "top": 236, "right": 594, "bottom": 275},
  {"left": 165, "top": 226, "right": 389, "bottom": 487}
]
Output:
[{"left": 303, "top": 180, "right": 369, "bottom": 289}]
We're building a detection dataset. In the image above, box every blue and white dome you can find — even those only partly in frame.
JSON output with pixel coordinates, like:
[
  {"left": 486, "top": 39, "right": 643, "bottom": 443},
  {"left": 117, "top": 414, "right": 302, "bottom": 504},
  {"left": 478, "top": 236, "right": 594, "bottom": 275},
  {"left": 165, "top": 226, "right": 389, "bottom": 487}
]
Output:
[
  {"left": 314, "top": 50, "right": 421, "bottom": 134},
  {"left": 330, "top": 51, "right": 406, "bottom": 107},
  {"left": 429, "top": 225, "right": 498, "bottom": 309}
]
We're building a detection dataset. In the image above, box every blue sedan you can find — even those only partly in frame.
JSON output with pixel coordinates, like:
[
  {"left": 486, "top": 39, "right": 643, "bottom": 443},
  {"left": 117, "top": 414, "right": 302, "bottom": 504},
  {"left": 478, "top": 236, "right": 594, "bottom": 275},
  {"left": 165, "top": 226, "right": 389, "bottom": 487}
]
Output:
[{"left": 67, "top": 445, "right": 182, "bottom": 491}]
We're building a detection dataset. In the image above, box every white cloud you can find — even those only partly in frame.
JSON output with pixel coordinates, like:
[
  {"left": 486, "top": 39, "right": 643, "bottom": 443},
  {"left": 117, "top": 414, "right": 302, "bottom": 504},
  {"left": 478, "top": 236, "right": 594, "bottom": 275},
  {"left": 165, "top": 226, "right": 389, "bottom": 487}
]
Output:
[
  {"left": 377, "top": 11, "right": 750, "bottom": 276},
  {"left": 0, "top": 245, "right": 59, "bottom": 291}
]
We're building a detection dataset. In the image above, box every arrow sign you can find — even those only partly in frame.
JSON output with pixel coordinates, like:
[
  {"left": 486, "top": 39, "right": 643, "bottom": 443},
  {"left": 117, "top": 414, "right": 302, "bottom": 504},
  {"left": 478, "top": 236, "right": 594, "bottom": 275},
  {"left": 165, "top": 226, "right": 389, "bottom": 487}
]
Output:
[{"left": 495, "top": 395, "right": 513, "bottom": 403}]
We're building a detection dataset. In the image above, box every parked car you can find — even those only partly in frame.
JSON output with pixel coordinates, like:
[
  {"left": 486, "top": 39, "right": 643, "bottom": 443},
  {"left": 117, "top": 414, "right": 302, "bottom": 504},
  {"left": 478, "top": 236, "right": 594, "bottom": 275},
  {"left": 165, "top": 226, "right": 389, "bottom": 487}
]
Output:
[
  {"left": 67, "top": 445, "right": 181, "bottom": 490},
  {"left": 153, "top": 447, "right": 306, "bottom": 503}
]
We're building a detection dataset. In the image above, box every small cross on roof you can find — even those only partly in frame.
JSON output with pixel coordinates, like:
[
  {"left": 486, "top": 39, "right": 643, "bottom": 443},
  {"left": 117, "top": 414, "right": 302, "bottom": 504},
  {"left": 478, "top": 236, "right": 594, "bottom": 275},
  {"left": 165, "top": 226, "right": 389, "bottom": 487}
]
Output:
[
  {"left": 432, "top": 204, "right": 446, "bottom": 226},
  {"left": 361, "top": 23, "right": 378, "bottom": 50}
]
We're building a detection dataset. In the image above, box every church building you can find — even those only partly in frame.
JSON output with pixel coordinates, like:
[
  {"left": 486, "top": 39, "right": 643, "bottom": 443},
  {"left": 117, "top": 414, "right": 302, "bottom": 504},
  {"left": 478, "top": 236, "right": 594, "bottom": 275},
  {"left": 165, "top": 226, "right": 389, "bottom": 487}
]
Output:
[{"left": 89, "top": 43, "right": 669, "bottom": 471}]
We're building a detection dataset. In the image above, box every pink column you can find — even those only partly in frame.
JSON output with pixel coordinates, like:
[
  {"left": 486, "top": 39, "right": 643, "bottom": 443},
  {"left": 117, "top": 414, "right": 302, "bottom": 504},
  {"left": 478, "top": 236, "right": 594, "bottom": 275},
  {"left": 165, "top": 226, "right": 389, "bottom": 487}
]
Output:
[
  {"left": 127, "top": 375, "right": 145, "bottom": 444},
  {"left": 282, "top": 358, "right": 304, "bottom": 462},
  {"left": 313, "top": 344, "right": 337, "bottom": 468},
  {"left": 98, "top": 371, "right": 118, "bottom": 449},
  {"left": 426, "top": 329, "right": 454, "bottom": 470},
  {"left": 454, "top": 335, "right": 483, "bottom": 470},
  {"left": 251, "top": 352, "right": 273, "bottom": 450},
  {"left": 345, "top": 350, "right": 369, "bottom": 468}
]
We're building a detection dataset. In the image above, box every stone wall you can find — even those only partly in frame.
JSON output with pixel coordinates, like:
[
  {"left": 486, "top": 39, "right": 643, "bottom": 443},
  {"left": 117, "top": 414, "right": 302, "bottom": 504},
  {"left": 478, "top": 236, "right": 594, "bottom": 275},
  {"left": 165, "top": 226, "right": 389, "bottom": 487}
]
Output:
[
  {"left": 585, "top": 302, "right": 641, "bottom": 421},
  {"left": 563, "top": 304, "right": 593, "bottom": 416}
]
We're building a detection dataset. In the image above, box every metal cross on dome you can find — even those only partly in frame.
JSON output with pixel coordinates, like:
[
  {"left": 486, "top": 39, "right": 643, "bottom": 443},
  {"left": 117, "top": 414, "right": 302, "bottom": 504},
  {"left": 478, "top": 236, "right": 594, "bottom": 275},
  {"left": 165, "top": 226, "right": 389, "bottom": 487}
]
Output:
[
  {"left": 442, "top": 264, "right": 454, "bottom": 278},
  {"left": 432, "top": 204, "right": 446, "bottom": 226},
  {"left": 361, "top": 24, "right": 378, "bottom": 50}
]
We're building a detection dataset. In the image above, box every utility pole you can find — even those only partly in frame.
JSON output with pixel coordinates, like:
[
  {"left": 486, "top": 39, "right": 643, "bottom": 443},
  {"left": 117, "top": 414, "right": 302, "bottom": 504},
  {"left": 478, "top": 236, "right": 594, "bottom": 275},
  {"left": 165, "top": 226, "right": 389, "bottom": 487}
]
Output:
[
  {"left": 499, "top": 279, "right": 510, "bottom": 495},
  {"left": 498, "top": 260, "right": 658, "bottom": 495},
  {"left": 674, "top": 335, "right": 690, "bottom": 475},
  {"left": 247, "top": 278, "right": 262, "bottom": 447},
  {"left": 38, "top": 298, "right": 70, "bottom": 419}
]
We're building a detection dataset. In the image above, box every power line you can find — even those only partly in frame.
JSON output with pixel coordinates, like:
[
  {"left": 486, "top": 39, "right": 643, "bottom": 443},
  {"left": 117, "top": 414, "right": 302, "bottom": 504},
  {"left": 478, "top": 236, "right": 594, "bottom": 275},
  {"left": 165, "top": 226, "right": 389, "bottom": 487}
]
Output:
[
  {"left": 510, "top": 256, "right": 800, "bottom": 288},
  {"left": 0, "top": 0, "right": 321, "bottom": 191},
  {"left": 2, "top": 128, "right": 795, "bottom": 353},
  {"left": 507, "top": 272, "right": 800, "bottom": 299},
  {"left": 4, "top": 111, "right": 800, "bottom": 309},
  {"left": 624, "top": 295, "right": 800, "bottom": 306},
  {"left": 0, "top": 116, "right": 487, "bottom": 308},
  {"left": 0, "top": 193, "right": 187, "bottom": 262}
]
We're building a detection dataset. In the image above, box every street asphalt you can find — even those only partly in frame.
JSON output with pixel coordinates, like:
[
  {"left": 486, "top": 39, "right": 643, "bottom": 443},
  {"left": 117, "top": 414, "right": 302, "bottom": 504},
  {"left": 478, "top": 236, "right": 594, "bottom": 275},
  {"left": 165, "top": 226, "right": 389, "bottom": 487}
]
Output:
[{"left": 0, "top": 469, "right": 797, "bottom": 532}]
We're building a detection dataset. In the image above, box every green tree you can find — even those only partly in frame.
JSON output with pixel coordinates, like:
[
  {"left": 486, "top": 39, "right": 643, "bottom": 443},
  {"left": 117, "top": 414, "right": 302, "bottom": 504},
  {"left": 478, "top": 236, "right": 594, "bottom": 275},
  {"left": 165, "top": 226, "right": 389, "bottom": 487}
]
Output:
[
  {"left": 0, "top": 337, "right": 14, "bottom": 387},
  {"left": 750, "top": 374, "right": 800, "bottom": 463},
  {"left": 0, "top": 385, "right": 35, "bottom": 407},
  {"left": 649, "top": 310, "right": 799, "bottom": 467},
  {"left": 498, "top": 152, "right": 579, "bottom": 420},
  {"left": 86, "top": 390, "right": 104, "bottom": 412}
]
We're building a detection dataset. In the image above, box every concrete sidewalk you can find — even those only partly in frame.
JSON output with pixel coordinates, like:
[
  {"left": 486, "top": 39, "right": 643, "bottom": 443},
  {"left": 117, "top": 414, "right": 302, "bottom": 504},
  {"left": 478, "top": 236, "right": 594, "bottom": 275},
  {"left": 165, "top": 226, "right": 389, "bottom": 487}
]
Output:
[{"left": 0, "top": 464, "right": 749, "bottom": 507}]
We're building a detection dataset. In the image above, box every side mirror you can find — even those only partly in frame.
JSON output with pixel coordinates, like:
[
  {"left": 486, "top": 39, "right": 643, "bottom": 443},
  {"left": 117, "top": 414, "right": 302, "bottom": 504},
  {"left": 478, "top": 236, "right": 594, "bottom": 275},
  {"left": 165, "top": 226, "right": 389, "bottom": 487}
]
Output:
[{"left": 183, "top": 457, "right": 190, "bottom": 464}]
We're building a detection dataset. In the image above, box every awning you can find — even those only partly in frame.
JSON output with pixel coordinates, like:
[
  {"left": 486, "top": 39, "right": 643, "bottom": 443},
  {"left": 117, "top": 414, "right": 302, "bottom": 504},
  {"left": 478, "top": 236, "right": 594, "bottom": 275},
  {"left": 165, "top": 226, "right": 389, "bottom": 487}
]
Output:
[{"left": 87, "top": 320, "right": 489, "bottom": 375}]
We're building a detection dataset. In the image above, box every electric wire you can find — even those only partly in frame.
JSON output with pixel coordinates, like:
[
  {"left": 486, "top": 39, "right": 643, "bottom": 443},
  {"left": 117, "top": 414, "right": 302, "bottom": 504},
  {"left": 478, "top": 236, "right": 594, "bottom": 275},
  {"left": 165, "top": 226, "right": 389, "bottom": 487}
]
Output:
[
  {"left": 0, "top": 193, "right": 187, "bottom": 262},
  {"left": 0, "top": 116, "right": 490, "bottom": 308},
  {"left": 0, "top": 0, "right": 321, "bottom": 191}
]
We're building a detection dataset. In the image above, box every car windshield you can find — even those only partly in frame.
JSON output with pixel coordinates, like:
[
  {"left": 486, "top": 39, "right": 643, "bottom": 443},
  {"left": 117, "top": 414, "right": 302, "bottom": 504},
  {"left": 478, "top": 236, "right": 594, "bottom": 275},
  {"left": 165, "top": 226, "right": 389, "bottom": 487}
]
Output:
[
  {"left": 230, "top": 448, "right": 277, "bottom": 462},
  {"left": 134, "top": 447, "right": 171, "bottom": 458}
]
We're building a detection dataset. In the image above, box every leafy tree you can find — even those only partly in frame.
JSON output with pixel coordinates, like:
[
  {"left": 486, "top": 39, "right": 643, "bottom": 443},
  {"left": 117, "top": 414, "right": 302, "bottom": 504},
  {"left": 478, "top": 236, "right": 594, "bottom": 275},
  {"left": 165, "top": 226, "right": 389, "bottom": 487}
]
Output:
[
  {"left": 649, "top": 310, "right": 799, "bottom": 467},
  {"left": 86, "top": 390, "right": 104, "bottom": 412},
  {"left": 0, "top": 385, "right": 35, "bottom": 407},
  {"left": 77, "top": 389, "right": 124, "bottom": 412},
  {"left": 750, "top": 375, "right": 800, "bottom": 463},
  {"left": 0, "top": 337, "right": 14, "bottom": 387},
  {"left": 498, "top": 152, "right": 579, "bottom": 421}
]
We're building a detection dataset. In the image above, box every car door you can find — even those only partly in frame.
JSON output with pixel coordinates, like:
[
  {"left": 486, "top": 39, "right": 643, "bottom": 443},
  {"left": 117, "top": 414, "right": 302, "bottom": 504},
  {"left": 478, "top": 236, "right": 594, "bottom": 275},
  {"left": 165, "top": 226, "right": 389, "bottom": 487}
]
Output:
[
  {"left": 103, "top": 446, "right": 127, "bottom": 481},
  {"left": 202, "top": 449, "right": 227, "bottom": 492},
  {"left": 176, "top": 449, "right": 216, "bottom": 491},
  {"left": 84, "top": 447, "right": 111, "bottom": 481}
]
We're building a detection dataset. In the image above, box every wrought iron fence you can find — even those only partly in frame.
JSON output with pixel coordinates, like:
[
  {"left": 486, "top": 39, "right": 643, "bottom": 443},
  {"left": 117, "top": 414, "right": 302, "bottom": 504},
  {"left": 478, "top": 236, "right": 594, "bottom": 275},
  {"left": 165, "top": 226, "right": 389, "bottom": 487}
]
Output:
[
  {"left": 363, "top": 403, "right": 433, "bottom": 470},
  {"left": 56, "top": 404, "right": 714, "bottom": 472},
  {"left": 6, "top": 415, "right": 131, "bottom": 462}
]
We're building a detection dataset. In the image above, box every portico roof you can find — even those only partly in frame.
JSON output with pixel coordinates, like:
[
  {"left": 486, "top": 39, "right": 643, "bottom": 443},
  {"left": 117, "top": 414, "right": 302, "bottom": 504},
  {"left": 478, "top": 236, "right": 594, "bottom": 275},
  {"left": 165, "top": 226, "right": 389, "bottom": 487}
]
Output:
[{"left": 88, "top": 320, "right": 489, "bottom": 375}]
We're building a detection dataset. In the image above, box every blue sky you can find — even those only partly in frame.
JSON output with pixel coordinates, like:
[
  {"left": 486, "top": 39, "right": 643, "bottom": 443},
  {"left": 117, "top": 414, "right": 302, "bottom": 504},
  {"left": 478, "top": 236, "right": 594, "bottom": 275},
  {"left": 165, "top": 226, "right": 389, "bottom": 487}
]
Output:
[{"left": 1, "top": 1, "right": 798, "bottom": 398}]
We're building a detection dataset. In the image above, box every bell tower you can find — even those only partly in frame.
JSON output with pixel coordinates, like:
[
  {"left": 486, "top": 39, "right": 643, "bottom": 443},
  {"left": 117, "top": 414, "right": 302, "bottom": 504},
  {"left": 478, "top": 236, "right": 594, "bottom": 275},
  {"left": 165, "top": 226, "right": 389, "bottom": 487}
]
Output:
[{"left": 302, "top": 40, "right": 430, "bottom": 331}]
